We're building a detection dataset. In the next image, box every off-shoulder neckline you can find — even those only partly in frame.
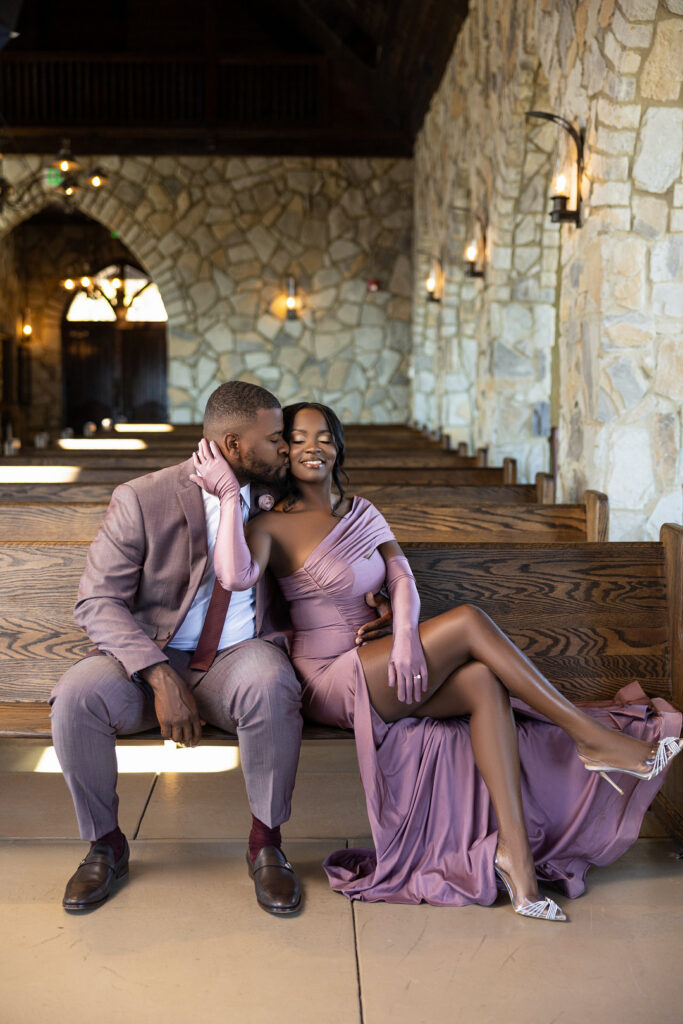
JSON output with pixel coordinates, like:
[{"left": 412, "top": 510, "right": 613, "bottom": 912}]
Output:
[{"left": 277, "top": 494, "right": 366, "bottom": 581}]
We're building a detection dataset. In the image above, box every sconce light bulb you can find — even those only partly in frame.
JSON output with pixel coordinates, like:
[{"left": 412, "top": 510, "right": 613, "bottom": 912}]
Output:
[
  {"left": 554, "top": 173, "right": 568, "bottom": 196},
  {"left": 425, "top": 275, "right": 436, "bottom": 293},
  {"left": 286, "top": 295, "right": 297, "bottom": 310},
  {"left": 60, "top": 160, "right": 70, "bottom": 173},
  {"left": 22, "top": 323, "right": 32, "bottom": 336},
  {"left": 465, "top": 243, "right": 478, "bottom": 263},
  {"left": 80, "top": 276, "right": 91, "bottom": 288},
  {"left": 65, "top": 186, "right": 74, "bottom": 196},
  {"left": 91, "top": 176, "right": 102, "bottom": 188},
  {"left": 63, "top": 278, "right": 75, "bottom": 291}
]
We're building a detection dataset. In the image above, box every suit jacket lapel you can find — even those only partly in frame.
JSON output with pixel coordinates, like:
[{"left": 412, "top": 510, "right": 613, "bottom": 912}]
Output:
[{"left": 173, "top": 459, "right": 209, "bottom": 635}]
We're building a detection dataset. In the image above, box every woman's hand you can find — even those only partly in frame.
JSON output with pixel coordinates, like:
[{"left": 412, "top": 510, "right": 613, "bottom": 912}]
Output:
[
  {"left": 190, "top": 438, "right": 241, "bottom": 502},
  {"left": 388, "top": 629, "right": 428, "bottom": 705}
]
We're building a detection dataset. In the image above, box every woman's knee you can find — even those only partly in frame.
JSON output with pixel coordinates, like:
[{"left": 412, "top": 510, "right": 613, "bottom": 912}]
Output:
[
  {"left": 460, "top": 661, "right": 508, "bottom": 708},
  {"left": 444, "top": 603, "right": 491, "bottom": 644}
]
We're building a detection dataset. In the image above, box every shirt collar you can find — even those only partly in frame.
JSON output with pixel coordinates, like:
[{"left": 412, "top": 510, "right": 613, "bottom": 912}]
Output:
[{"left": 201, "top": 482, "right": 251, "bottom": 509}]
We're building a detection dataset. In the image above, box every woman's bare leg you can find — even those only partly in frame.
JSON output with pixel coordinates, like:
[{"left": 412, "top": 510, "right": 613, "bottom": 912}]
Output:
[
  {"left": 414, "top": 661, "right": 540, "bottom": 903},
  {"left": 358, "top": 603, "right": 655, "bottom": 771}
]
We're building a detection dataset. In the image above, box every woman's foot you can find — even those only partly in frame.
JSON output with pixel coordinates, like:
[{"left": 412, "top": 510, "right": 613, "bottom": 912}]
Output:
[
  {"left": 494, "top": 837, "right": 540, "bottom": 907},
  {"left": 494, "top": 838, "right": 567, "bottom": 922},
  {"left": 575, "top": 726, "right": 656, "bottom": 776}
]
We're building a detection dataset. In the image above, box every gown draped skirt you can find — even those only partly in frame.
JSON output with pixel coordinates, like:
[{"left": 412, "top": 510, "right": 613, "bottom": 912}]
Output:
[{"left": 278, "top": 497, "right": 682, "bottom": 907}]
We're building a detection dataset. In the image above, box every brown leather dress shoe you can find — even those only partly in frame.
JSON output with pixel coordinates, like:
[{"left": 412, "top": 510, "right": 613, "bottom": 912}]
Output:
[
  {"left": 62, "top": 839, "right": 130, "bottom": 911},
  {"left": 246, "top": 846, "right": 302, "bottom": 916}
]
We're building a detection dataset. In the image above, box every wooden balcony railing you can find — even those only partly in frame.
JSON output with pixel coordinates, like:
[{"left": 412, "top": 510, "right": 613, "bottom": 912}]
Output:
[{"left": 0, "top": 53, "right": 326, "bottom": 128}]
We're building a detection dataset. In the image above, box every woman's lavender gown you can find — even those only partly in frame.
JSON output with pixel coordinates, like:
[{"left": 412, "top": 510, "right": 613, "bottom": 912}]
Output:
[{"left": 278, "top": 497, "right": 681, "bottom": 906}]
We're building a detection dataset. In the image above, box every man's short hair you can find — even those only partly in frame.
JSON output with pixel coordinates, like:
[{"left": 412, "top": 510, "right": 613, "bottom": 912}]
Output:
[{"left": 204, "top": 380, "right": 280, "bottom": 433}]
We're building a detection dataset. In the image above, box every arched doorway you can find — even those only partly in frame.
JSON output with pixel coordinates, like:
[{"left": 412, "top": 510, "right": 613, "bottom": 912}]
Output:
[{"left": 62, "top": 262, "right": 168, "bottom": 430}]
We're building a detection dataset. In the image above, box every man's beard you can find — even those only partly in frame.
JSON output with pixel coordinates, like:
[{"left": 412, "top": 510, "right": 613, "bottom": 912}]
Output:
[{"left": 240, "top": 453, "right": 288, "bottom": 492}]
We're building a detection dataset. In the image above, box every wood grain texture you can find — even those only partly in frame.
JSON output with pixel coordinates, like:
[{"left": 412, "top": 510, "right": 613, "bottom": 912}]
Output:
[
  {"left": 358, "top": 484, "right": 539, "bottom": 503},
  {"left": 348, "top": 467, "right": 508, "bottom": 486},
  {"left": 0, "top": 539, "right": 675, "bottom": 710},
  {"left": 0, "top": 468, "right": 147, "bottom": 484},
  {"left": 661, "top": 524, "right": 683, "bottom": 709},
  {"left": 0, "top": 483, "right": 542, "bottom": 505},
  {"left": 585, "top": 490, "right": 609, "bottom": 542},
  {"left": 377, "top": 503, "right": 590, "bottom": 542},
  {"left": 0, "top": 543, "right": 90, "bottom": 700},
  {"left": 535, "top": 473, "right": 556, "bottom": 504},
  {"left": 0, "top": 500, "right": 594, "bottom": 544},
  {"left": 406, "top": 542, "right": 671, "bottom": 703},
  {"left": 0, "top": 503, "right": 107, "bottom": 541}
]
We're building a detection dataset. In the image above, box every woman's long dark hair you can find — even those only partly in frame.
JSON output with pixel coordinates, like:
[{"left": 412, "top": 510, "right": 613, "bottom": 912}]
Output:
[{"left": 282, "top": 402, "right": 349, "bottom": 514}]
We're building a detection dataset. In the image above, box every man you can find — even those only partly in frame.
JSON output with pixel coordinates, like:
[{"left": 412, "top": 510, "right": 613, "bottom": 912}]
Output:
[{"left": 50, "top": 381, "right": 389, "bottom": 916}]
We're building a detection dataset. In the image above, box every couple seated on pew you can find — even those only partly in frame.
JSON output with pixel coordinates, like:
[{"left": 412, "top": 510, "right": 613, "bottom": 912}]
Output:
[{"left": 51, "top": 381, "right": 682, "bottom": 921}]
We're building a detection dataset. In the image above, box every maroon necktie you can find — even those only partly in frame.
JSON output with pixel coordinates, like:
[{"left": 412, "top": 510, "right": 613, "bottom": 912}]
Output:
[{"left": 188, "top": 578, "right": 232, "bottom": 671}]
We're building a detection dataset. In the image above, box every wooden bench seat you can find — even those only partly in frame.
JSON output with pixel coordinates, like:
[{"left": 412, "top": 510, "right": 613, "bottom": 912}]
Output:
[
  {"left": 0, "top": 702, "right": 352, "bottom": 742},
  {"left": 0, "top": 531, "right": 680, "bottom": 836},
  {"left": 0, "top": 491, "right": 606, "bottom": 543}
]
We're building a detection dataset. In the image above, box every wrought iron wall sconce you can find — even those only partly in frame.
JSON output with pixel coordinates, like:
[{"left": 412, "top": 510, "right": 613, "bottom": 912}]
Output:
[
  {"left": 424, "top": 259, "right": 443, "bottom": 302},
  {"left": 285, "top": 275, "right": 300, "bottom": 320},
  {"left": 525, "top": 111, "right": 584, "bottom": 227},
  {"left": 452, "top": 206, "right": 487, "bottom": 279}
]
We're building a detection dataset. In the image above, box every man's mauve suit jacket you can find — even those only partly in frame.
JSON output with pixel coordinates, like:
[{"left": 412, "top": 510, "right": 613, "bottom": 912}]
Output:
[{"left": 74, "top": 457, "right": 291, "bottom": 680}]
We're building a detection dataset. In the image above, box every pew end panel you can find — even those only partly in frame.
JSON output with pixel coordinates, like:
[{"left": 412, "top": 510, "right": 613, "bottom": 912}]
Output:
[
  {"left": 584, "top": 490, "right": 609, "bottom": 542},
  {"left": 654, "top": 524, "right": 683, "bottom": 840},
  {"left": 503, "top": 458, "right": 517, "bottom": 484},
  {"left": 535, "top": 473, "right": 556, "bottom": 504}
]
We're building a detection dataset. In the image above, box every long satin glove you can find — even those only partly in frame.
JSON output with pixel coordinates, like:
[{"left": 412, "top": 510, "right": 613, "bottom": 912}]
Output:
[
  {"left": 385, "top": 555, "right": 428, "bottom": 704},
  {"left": 189, "top": 439, "right": 261, "bottom": 591}
]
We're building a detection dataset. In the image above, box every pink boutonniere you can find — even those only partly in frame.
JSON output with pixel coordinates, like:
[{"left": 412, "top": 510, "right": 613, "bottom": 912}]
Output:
[{"left": 258, "top": 494, "right": 275, "bottom": 511}]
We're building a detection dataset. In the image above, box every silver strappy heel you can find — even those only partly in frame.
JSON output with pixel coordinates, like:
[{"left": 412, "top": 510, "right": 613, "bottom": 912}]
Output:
[
  {"left": 579, "top": 736, "right": 683, "bottom": 795},
  {"left": 493, "top": 857, "right": 567, "bottom": 922}
]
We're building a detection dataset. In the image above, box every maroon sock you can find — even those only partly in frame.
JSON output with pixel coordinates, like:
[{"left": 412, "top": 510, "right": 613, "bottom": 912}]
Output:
[
  {"left": 91, "top": 826, "right": 126, "bottom": 863},
  {"left": 248, "top": 815, "right": 281, "bottom": 863}
]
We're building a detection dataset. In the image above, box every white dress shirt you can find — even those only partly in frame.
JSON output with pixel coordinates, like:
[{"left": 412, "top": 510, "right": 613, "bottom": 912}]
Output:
[{"left": 169, "top": 483, "right": 256, "bottom": 651}]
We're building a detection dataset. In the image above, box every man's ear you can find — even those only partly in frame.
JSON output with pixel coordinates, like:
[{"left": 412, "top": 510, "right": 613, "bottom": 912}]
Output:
[{"left": 220, "top": 431, "right": 241, "bottom": 465}]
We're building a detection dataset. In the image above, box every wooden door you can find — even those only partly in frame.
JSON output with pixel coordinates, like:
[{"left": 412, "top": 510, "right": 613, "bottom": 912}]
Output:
[{"left": 62, "top": 321, "right": 167, "bottom": 429}]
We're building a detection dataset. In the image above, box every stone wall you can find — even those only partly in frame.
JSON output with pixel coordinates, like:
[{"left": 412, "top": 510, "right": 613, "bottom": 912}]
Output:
[
  {"left": 412, "top": 9, "right": 560, "bottom": 482},
  {"left": 414, "top": 0, "right": 683, "bottom": 538},
  {"left": 0, "top": 155, "right": 413, "bottom": 426}
]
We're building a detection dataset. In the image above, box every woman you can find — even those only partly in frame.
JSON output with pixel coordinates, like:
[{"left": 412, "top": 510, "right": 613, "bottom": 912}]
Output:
[{"left": 191, "top": 402, "right": 682, "bottom": 921}]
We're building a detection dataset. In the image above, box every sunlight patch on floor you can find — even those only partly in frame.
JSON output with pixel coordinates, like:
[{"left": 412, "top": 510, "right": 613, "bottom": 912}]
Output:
[{"left": 34, "top": 741, "right": 241, "bottom": 774}]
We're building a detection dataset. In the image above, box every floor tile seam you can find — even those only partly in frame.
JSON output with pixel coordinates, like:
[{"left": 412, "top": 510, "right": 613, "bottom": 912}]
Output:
[{"left": 131, "top": 773, "right": 160, "bottom": 839}]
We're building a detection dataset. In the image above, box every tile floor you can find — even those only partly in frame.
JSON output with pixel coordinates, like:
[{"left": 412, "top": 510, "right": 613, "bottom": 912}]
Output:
[{"left": 1, "top": 738, "right": 681, "bottom": 1024}]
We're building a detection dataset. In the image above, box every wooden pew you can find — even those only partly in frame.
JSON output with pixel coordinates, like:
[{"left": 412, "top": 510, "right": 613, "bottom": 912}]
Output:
[
  {"left": 0, "top": 528, "right": 680, "bottom": 838},
  {"left": 0, "top": 476, "right": 555, "bottom": 507},
  {"left": 1, "top": 452, "right": 487, "bottom": 473},
  {"left": 0, "top": 491, "right": 605, "bottom": 543},
  {"left": 0, "top": 461, "right": 519, "bottom": 490}
]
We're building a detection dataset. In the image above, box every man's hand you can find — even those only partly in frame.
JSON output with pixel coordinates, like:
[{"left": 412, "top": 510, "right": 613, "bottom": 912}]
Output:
[
  {"left": 141, "top": 662, "right": 205, "bottom": 747},
  {"left": 355, "top": 590, "right": 393, "bottom": 646}
]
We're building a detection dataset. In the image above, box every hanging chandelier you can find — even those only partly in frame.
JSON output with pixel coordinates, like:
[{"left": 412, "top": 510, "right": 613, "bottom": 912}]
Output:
[{"left": 0, "top": 137, "right": 108, "bottom": 214}]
